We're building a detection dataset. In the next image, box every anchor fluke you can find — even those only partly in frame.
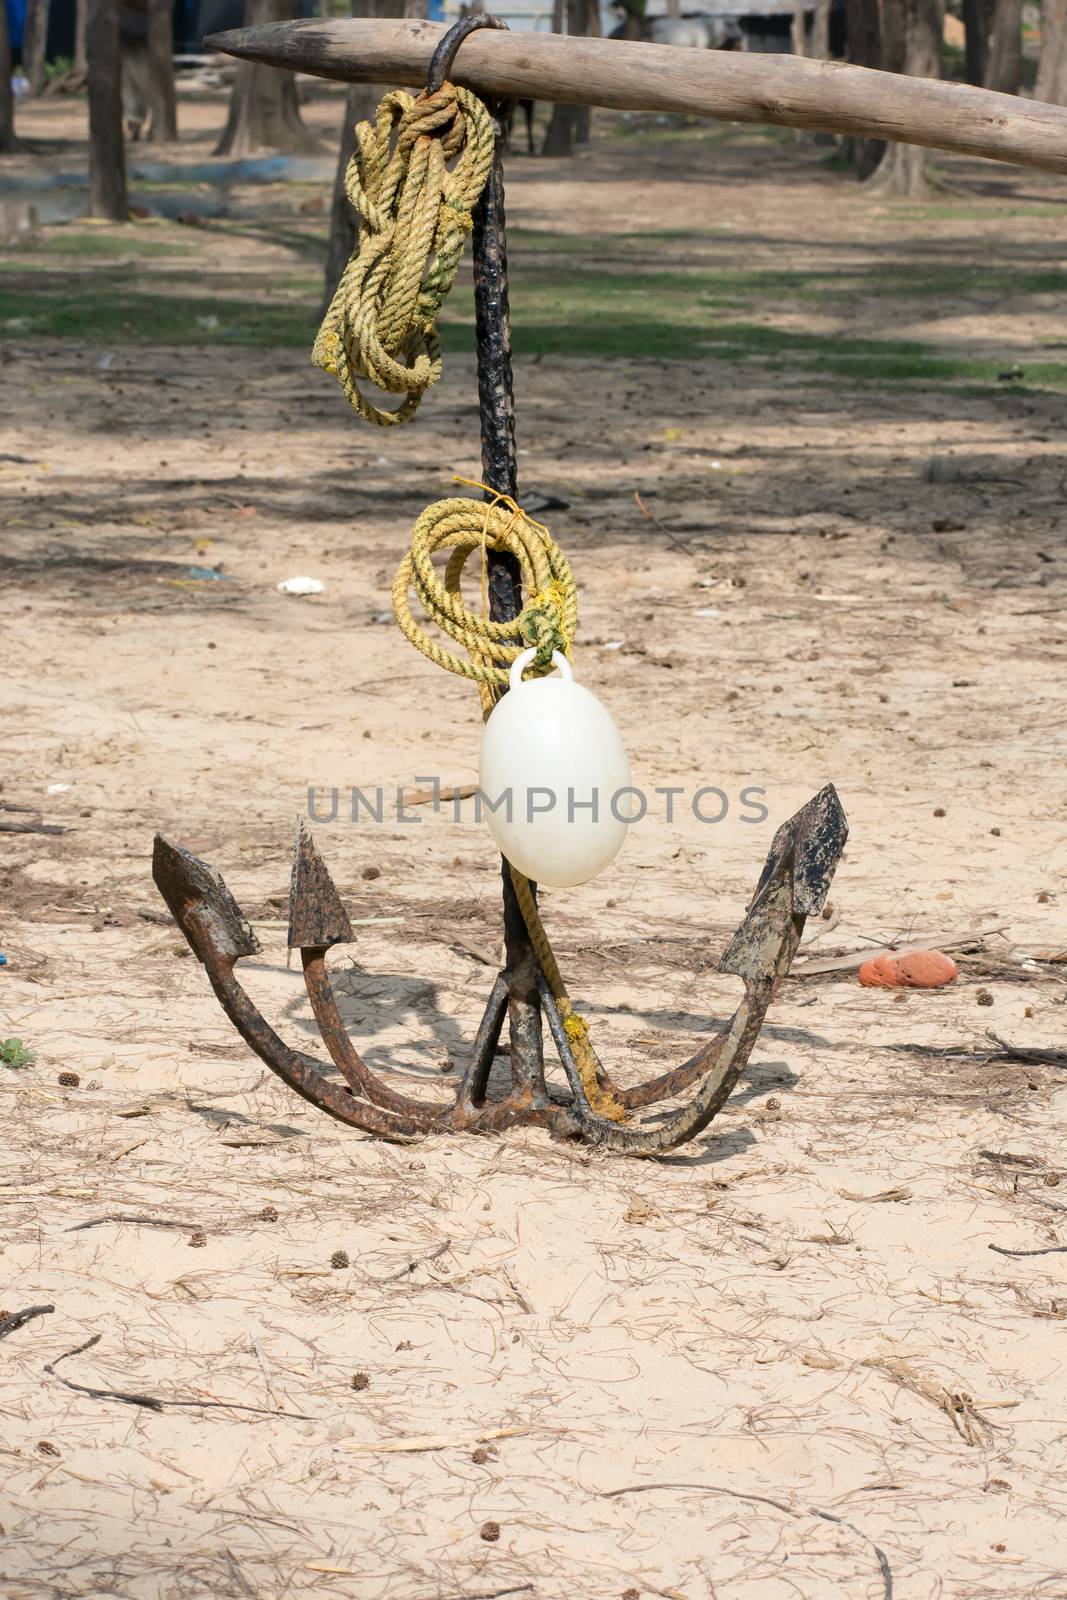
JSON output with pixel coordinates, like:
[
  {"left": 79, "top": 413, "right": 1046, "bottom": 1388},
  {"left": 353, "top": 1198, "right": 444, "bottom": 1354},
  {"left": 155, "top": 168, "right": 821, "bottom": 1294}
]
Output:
[
  {"left": 765, "top": 781, "right": 848, "bottom": 917},
  {"left": 288, "top": 821, "right": 354, "bottom": 950},
  {"left": 719, "top": 783, "right": 847, "bottom": 980},
  {"left": 152, "top": 834, "right": 260, "bottom": 962}
]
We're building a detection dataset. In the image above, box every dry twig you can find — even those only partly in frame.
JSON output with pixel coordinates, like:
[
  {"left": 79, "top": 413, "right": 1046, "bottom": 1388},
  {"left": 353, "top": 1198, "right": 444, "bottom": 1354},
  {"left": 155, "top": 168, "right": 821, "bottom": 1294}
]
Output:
[
  {"left": 601, "top": 1482, "right": 892, "bottom": 1599},
  {"left": 0, "top": 1304, "right": 55, "bottom": 1340},
  {"left": 44, "top": 1335, "right": 314, "bottom": 1418}
]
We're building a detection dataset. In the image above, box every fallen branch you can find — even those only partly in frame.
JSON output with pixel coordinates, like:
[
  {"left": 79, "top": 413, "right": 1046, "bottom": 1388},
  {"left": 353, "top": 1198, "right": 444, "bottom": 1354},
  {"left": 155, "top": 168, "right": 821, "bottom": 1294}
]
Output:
[
  {"left": 633, "top": 490, "right": 694, "bottom": 557},
  {"left": 44, "top": 1334, "right": 314, "bottom": 1418},
  {"left": 858, "top": 1356, "right": 1005, "bottom": 1447},
  {"left": 989, "top": 1243, "right": 1067, "bottom": 1258},
  {"left": 985, "top": 1032, "right": 1067, "bottom": 1070},
  {"left": 793, "top": 927, "right": 996, "bottom": 979},
  {"left": 879, "top": 1034, "right": 1067, "bottom": 1069},
  {"left": 66, "top": 1215, "right": 203, "bottom": 1233},
  {"left": 601, "top": 1482, "right": 892, "bottom": 1600},
  {"left": 0, "top": 819, "right": 66, "bottom": 835},
  {"left": 0, "top": 1304, "right": 55, "bottom": 1341},
  {"left": 447, "top": 1588, "right": 534, "bottom": 1600},
  {"left": 374, "top": 1238, "right": 452, "bottom": 1283},
  {"left": 45, "top": 1335, "right": 164, "bottom": 1411},
  {"left": 343, "top": 1425, "right": 532, "bottom": 1455},
  {"left": 402, "top": 782, "right": 478, "bottom": 808}
]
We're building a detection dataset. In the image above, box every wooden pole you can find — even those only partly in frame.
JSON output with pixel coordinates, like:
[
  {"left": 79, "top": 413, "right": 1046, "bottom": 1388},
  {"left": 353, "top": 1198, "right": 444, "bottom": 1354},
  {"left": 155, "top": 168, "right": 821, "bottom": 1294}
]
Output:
[{"left": 206, "top": 16, "right": 1067, "bottom": 175}]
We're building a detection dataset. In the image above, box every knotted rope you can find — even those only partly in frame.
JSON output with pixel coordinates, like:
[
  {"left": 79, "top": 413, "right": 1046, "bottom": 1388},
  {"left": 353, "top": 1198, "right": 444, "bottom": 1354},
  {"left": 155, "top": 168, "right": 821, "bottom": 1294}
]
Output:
[
  {"left": 313, "top": 84, "right": 495, "bottom": 428},
  {"left": 392, "top": 492, "right": 578, "bottom": 711},
  {"left": 392, "top": 486, "right": 628, "bottom": 1123}
]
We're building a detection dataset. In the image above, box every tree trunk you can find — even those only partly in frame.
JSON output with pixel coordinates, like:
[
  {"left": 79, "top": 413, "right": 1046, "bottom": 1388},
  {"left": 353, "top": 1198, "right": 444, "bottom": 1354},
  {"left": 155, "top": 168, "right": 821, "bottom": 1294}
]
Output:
[
  {"left": 87, "top": 0, "right": 128, "bottom": 219},
  {"left": 962, "top": 0, "right": 991, "bottom": 84},
  {"left": 866, "top": 0, "right": 943, "bottom": 195},
  {"left": 845, "top": 0, "right": 883, "bottom": 175},
  {"left": 616, "top": 0, "right": 645, "bottom": 42},
  {"left": 74, "top": 0, "right": 89, "bottom": 73},
  {"left": 322, "top": 0, "right": 426, "bottom": 312},
  {"left": 22, "top": 0, "right": 50, "bottom": 95},
  {"left": 573, "top": 0, "right": 595, "bottom": 140},
  {"left": 984, "top": 0, "right": 1023, "bottom": 93},
  {"left": 812, "top": 0, "right": 832, "bottom": 58},
  {"left": 542, "top": 0, "right": 588, "bottom": 156},
  {"left": 0, "top": 0, "right": 15, "bottom": 152},
  {"left": 145, "top": 0, "right": 178, "bottom": 141},
  {"left": 1036, "top": 0, "right": 1067, "bottom": 102},
  {"left": 215, "top": 0, "right": 322, "bottom": 156}
]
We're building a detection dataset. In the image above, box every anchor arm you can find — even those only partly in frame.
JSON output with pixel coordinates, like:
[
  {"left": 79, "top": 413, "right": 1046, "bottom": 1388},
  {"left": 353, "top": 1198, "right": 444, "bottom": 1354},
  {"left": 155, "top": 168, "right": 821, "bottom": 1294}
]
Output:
[
  {"left": 539, "top": 786, "right": 847, "bottom": 1156},
  {"left": 152, "top": 835, "right": 424, "bottom": 1142},
  {"left": 289, "top": 822, "right": 453, "bottom": 1124}
]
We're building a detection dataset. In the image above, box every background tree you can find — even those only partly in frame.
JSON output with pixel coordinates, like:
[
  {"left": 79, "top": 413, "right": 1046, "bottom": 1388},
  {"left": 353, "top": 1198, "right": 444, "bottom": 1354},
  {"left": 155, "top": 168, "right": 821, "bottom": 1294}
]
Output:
[
  {"left": 75, "top": 0, "right": 89, "bottom": 73},
  {"left": 146, "top": 0, "right": 178, "bottom": 141},
  {"left": 964, "top": 0, "right": 1023, "bottom": 91},
  {"left": 867, "top": 0, "right": 945, "bottom": 195},
  {"left": 1036, "top": 0, "right": 1067, "bottom": 101},
  {"left": 614, "top": 0, "right": 645, "bottom": 41},
  {"left": 87, "top": 0, "right": 128, "bottom": 219},
  {"left": 984, "top": 0, "right": 1023, "bottom": 91},
  {"left": 322, "top": 0, "right": 426, "bottom": 311},
  {"left": 543, "top": 0, "right": 594, "bottom": 156},
  {"left": 811, "top": 0, "right": 833, "bottom": 58},
  {"left": 845, "top": 0, "right": 884, "bottom": 176},
  {"left": 963, "top": 0, "right": 991, "bottom": 81},
  {"left": 21, "top": 0, "right": 50, "bottom": 95},
  {"left": 1, "top": 0, "right": 15, "bottom": 152},
  {"left": 215, "top": 0, "right": 320, "bottom": 156}
]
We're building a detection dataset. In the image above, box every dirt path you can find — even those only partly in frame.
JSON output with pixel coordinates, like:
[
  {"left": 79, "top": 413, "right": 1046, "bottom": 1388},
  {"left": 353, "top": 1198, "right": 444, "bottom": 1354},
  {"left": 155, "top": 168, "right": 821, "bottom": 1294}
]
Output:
[{"left": 1, "top": 87, "right": 1066, "bottom": 1600}]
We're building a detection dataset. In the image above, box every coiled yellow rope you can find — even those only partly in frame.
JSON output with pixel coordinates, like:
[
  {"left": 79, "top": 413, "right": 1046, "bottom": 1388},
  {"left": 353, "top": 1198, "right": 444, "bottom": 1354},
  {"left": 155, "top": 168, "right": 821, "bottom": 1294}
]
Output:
[
  {"left": 392, "top": 492, "right": 578, "bottom": 705},
  {"left": 392, "top": 486, "right": 628, "bottom": 1123},
  {"left": 313, "top": 83, "right": 495, "bottom": 427}
]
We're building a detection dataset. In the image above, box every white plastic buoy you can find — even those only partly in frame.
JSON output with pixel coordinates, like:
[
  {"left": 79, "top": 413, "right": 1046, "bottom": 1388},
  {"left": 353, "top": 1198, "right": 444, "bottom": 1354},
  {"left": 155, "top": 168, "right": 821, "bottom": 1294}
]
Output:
[{"left": 478, "top": 648, "right": 631, "bottom": 889}]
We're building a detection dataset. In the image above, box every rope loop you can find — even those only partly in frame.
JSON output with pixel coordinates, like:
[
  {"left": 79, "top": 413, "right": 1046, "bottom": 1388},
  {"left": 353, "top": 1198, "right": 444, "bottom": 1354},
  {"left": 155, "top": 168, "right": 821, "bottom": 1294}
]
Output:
[
  {"left": 313, "top": 83, "right": 495, "bottom": 428},
  {"left": 392, "top": 494, "right": 579, "bottom": 690}
]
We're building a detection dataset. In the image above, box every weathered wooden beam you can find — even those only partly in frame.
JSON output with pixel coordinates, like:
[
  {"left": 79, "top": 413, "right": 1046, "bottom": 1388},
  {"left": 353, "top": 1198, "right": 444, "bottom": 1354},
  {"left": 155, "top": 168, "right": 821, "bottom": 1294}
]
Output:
[{"left": 205, "top": 17, "right": 1067, "bottom": 175}]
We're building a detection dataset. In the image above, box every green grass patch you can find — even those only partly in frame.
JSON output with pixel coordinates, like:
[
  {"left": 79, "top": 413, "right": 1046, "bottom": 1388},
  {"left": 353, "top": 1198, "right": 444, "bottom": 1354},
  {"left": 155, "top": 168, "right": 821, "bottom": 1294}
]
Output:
[
  {"left": 607, "top": 119, "right": 794, "bottom": 148},
  {"left": 43, "top": 229, "right": 197, "bottom": 257},
  {"left": 4, "top": 232, "right": 1066, "bottom": 393},
  {"left": 0, "top": 283, "right": 318, "bottom": 346},
  {"left": 1, "top": 1038, "right": 33, "bottom": 1070}
]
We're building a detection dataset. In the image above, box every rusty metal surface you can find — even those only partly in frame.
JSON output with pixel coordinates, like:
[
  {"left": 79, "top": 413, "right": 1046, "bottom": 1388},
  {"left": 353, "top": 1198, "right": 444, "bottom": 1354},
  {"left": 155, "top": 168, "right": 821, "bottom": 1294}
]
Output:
[
  {"left": 153, "top": 784, "right": 846, "bottom": 1151},
  {"left": 427, "top": 10, "right": 505, "bottom": 97},
  {"left": 288, "top": 820, "right": 355, "bottom": 950},
  {"left": 301, "top": 949, "right": 450, "bottom": 1124},
  {"left": 153, "top": 835, "right": 260, "bottom": 963},
  {"left": 721, "top": 782, "right": 847, "bottom": 980},
  {"left": 152, "top": 836, "right": 424, "bottom": 1142}
]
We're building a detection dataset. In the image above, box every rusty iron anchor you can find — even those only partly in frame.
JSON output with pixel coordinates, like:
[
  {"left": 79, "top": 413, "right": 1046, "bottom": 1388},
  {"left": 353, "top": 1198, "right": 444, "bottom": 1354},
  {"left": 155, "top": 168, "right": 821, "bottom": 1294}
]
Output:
[
  {"left": 153, "top": 783, "right": 846, "bottom": 1153},
  {"left": 151, "top": 16, "right": 848, "bottom": 1154}
]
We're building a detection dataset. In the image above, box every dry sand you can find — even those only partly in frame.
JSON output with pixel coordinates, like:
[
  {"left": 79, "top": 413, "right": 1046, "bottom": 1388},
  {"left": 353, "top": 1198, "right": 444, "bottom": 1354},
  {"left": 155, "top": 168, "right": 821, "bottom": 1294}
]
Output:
[{"left": 2, "top": 85, "right": 1066, "bottom": 1600}]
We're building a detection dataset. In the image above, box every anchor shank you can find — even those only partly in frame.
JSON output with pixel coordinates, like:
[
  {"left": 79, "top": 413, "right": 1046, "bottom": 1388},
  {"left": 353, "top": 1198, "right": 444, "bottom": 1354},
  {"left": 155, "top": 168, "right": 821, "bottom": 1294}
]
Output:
[{"left": 470, "top": 84, "right": 546, "bottom": 1101}]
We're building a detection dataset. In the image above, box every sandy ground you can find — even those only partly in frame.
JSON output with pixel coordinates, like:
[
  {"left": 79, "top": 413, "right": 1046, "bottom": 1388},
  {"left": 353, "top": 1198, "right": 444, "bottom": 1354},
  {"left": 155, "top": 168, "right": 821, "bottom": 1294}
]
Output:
[{"left": 2, "top": 84, "right": 1067, "bottom": 1600}]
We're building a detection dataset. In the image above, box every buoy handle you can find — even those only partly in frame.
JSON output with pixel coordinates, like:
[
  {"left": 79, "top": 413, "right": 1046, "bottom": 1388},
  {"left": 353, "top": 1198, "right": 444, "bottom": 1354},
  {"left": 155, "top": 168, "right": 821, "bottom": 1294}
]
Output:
[{"left": 509, "top": 647, "right": 574, "bottom": 691}]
